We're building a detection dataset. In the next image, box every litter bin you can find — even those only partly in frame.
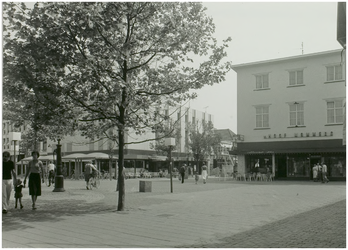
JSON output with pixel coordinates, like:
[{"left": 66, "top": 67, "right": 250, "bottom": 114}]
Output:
[{"left": 139, "top": 180, "right": 152, "bottom": 192}]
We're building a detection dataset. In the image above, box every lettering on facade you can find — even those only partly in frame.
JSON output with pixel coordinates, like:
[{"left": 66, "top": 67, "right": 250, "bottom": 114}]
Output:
[
  {"left": 248, "top": 151, "right": 275, "bottom": 154},
  {"left": 264, "top": 131, "right": 334, "bottom": 139}
]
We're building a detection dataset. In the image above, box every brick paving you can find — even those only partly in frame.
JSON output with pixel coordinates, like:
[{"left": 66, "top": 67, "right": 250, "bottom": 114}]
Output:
[
  {"left": 2, "top": 177, "right": 346, "bottom": 248},
  {"left": 180, "top": 200, "right": 346, "bottom": 248}
]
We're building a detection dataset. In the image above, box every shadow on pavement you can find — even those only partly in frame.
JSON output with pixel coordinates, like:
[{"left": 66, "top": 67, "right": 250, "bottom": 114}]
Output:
[{"left": 2, "top": 197, "right": 116, "bottom": 232}]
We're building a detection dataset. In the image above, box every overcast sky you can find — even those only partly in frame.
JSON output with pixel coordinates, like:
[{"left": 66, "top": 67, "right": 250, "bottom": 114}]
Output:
[{"left": 189, "top": 1, "right": 343, "bottom": 132}]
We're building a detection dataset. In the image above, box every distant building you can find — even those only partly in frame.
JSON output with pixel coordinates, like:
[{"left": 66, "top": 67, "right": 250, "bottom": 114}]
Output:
[
  {"left": 213, "top": 129, "right": 237, "bottom": 170},
  {"left": 232, "top": 50, "right": 346, "bottom": 180},
  {"left": 44, "top": 106, "right": 214, "bottom": 176}
]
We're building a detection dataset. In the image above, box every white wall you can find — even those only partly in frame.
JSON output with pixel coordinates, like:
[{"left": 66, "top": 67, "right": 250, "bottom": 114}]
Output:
[{"left": 235, "top": 50, "right": 345, "bottom": 143}]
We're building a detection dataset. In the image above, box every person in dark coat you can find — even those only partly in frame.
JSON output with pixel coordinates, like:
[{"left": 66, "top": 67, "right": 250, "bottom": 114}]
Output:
[{"left": 180, "top": 164, "right": 186, "bottom": 184}]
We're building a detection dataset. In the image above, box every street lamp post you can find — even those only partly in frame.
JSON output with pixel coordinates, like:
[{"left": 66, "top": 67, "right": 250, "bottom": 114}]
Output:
[
  {"left": 195, "top": 150, "right": 199, "bottom": 174},
  {"left": 53, "top": 138, "right": 65, "bottom": 192},
  {"left": 165, "top": 138, "right": 175, "bottom": 193},
  {"left": 9, "top": 132, "right": 21, "bottom": 174}
]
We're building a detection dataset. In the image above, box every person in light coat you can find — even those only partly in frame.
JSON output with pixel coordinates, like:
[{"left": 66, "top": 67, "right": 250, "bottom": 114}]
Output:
[
  {"left": 201, "top": 162, "right": 208, "bottom": 184},
  {"left": 312, "top": 163, "right": 318, "bottom": 182}
]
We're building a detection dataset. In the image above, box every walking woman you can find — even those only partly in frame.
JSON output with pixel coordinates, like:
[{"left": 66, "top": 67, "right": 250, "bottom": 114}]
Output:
[
  {"left": 202, "top": 162, "right": 208, "bottom": 184},
  {"left": 24, "top": 151, "right": 44, "bottom": 210}
]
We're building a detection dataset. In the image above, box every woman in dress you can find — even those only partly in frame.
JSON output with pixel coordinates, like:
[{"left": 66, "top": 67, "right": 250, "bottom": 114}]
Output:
[
  {"left": 201, "top": 162, "right": 208, "bottom": 184},
  {"left": 24, "top": 151, "right": 44, "bottom": 210}
]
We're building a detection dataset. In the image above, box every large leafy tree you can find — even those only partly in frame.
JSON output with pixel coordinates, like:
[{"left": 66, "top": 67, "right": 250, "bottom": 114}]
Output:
[
  {"left": 188, "top": 120, "right": 221, "bottom": 173},
  {"left": 3, "top": 3, "right": 78, "bottom": 150},
  {"left": 3, "top": 2, "right": 232, "bottom": 211}
]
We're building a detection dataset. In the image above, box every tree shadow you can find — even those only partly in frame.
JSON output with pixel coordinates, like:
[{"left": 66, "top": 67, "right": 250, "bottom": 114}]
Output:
[{"left": 2, "top": 198, "right": 116, "bottom": 232}]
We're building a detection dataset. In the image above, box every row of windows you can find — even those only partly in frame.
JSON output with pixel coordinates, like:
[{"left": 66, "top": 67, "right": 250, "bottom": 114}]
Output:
[
  {"left": 255, "top": 64, "right": 343, "bottom": 90},
  {"left": 3, "top": 124, "right": 27, "bottom": 135},
  {"left": 255, "top": 100, "right": 344, "bottom": 128}
]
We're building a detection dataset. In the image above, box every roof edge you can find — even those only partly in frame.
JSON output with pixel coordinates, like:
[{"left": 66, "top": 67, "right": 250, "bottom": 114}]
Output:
[{"left": 232, "top": 49, "right": 344, "bottom": 69}]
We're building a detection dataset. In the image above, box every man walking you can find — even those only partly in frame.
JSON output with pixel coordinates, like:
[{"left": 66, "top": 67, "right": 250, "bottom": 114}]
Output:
[
  {"left": 3, "top": 151, "right": 17, "bottom": 214},
  {"left": 47, "top": 160, "right": 56, "bottom": 187},
  {"left": 180, "top": 164, "right": 186, "bottom": 184}
]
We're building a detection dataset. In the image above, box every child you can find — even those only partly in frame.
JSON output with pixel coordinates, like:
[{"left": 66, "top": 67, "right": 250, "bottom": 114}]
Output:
[
  {"left": 194, "top": 171, "right": 199, "bottom": 184},
  {"left": 14, "top": 179, "right": 24, "bottom": 209}
]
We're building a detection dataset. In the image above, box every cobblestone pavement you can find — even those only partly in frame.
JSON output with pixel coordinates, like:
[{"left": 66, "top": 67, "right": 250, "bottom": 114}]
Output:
[
  {"left": 179, "top": 200, "right": 346, "bottom": 248},
  {"left": 2, "top": 177, "right": 346, "bottom": 248}
]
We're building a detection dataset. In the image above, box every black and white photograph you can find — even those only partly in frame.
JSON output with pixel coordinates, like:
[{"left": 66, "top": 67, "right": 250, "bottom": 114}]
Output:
[{"left": 2, "top": 1, "right": 346, "bottom": 248}]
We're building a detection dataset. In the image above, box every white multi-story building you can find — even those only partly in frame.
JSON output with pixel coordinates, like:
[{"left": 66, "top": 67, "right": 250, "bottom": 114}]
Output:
[
  {"left": 232, "top": 49, "right": 346, "bottom": 180},
  {"left": 45, "top": 106, "right": 214, "bottom": 175}
]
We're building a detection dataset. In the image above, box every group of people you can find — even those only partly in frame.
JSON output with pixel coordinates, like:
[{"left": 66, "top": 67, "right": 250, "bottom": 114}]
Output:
[
  {"left": 312, "top": 162, "right": 329, "bottom": 183},
  {"left": 3, "top": 150, "right": 45, "bottom": 213},
  {"left": 179, "top": 162, "right": 208, "bottom": 184},
  {"left": 2, "top": 150, "right": 102, "bottom": 213}
]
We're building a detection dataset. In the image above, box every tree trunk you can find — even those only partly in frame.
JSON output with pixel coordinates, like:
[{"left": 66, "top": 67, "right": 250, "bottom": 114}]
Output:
[
  {"left": 117, "top": 128, "right": 125, "bottom": 211},
  {"left": 117, "top": 87, "right": 127, "bottom": 211}
]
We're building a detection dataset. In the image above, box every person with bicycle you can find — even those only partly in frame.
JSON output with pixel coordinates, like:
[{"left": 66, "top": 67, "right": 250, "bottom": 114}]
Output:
[
  {"left": 84, "top": 160, "right": 98, "bottom": 190},
  {"left": 47, "top": 161, "right": 56, "bottom": 187}
]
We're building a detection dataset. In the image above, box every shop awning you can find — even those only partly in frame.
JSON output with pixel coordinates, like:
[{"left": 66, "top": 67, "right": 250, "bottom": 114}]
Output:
[
  {"left": 62, "top": 152, "right": 116, "bottom": 161},
  {"left": 16, "top": 155, "right": 55, "bottom": 165},
  {"left": 62, "top": 153, "right": 88, "bottom": 160},
  {"left": 148, "top": 155, "right": 167, "bottom": 161}
]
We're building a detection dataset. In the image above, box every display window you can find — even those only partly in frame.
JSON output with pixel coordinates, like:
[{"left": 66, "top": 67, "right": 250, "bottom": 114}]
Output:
[
  {"left": 287, "top": 156, "right": 310, "bottom": 177},
  {"left": 245, "top": 155, "right": 272, "bottom": 173},
  {"left": 324, "top": 156, "right": 346, "bottom": 177}
]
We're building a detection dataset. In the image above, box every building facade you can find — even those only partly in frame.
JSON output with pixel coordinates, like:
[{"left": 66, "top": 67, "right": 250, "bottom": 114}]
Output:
[
  {"left": 232, "top": 50, "right": 346, "bottom": 180},
  {"left": 44, "top": 106, "right": 214, "bottom": 176}
]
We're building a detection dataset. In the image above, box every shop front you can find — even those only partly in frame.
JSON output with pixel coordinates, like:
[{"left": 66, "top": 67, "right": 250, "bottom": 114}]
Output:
[{"left": 236, "top": 139, "right": 346, "bottom": 181}]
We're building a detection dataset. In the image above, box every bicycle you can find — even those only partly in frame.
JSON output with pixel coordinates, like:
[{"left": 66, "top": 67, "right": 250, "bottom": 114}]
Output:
[
  {"left": 88, "top": 173, "right": 101, "bottom": 190},
  {"left": 47, "top": 170, "right": 55, "bottom": 187},
  {"left": 43, "top": 172, "right": 49, "bottom": 187}
]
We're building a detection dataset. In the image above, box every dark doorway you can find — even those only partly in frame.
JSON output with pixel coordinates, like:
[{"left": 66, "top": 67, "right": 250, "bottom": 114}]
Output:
[{"left": 276, "top": 155, "right": 287, "bottom": 178}]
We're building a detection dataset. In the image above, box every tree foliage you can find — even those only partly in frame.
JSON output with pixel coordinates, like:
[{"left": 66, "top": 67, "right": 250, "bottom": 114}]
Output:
[
  {"left": 3, "top": 2, "right": 232, "bottom": 210},
  {"left": 188, "top": 120, "right": 221, "bottom": 164}
]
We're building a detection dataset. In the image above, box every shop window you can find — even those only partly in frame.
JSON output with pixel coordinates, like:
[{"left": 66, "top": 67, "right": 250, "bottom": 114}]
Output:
[
  {"left": 246, "top": 155, "right": 272, "bottom": 173},
  {"left": 287, "top": 156, "right": 310, "bottom": 177},
  {"left": 325, "top": 156, "right": 345, "bottom": 177}
]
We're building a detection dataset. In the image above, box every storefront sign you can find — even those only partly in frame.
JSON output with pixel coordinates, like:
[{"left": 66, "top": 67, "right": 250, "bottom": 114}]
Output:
[
  {"left": 264, "top": 131, "right": 333, "bottom": 139},
  {"left": 247, "top": 151, "right": 274, "bottom": 154}
]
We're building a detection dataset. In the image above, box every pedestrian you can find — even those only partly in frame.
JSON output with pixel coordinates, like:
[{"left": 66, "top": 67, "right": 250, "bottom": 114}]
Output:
[
  {"left": 180, "top": 164, "right": 186, "bottom": 184},
  {"left": 321, "top": 162, "right": 329, "bottom": 183},
  {"left": 312, "top": 163, "right": 318, "bottom": 182},
  {"left": 24, "top": 151, "right": 44, "bottom": 210},
  {"left": 254, "top": 159, "right": 260, "bottom": 173},
  {"left": 14, "top": 179, "right": 24, "bottom": 209},
  {"left": 3, "top": 151, "right": 17, "bottom": 214},
  {"left": 202, "top": 162, "right": 208, "bottom": 184},
  {"left": 84, "top": 160, "right": 97, "bottom": 190},
  {"left": 317, "top": 162, "right": 323, "bottom": 183},
  {"left": 194, "top": 171, "right": 199, "bottom": 184},
  {"left": 47, "top": 160, "right": 56, "bottom": 187}
]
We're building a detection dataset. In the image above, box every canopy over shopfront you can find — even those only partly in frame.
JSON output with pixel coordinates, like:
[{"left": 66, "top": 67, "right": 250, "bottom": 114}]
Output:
[
  {"left": 16, "top": 154, "right": 55, "bottom": 165},
  {"left": 148, "top": 155, "right": 167, "bottom": 161},
  {"left": 62, "top": 152, "right": 113, "bottom": 161}
]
